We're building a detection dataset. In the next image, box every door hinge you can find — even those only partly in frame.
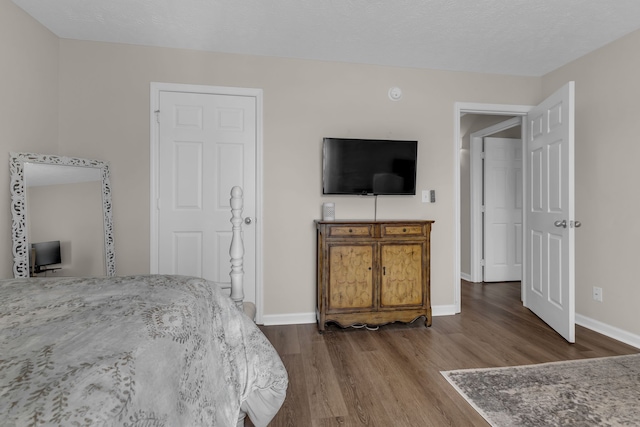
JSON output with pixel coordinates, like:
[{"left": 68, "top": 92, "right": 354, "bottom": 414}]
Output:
[
  {"left": 481, "top": 205, "right": 486, "bottom": 213},
  {"left": 480, "top": 259, "right": 485, "bottom": 266},
  {"left": 154, "top": 110, "right": 160, "bottom": 123}
]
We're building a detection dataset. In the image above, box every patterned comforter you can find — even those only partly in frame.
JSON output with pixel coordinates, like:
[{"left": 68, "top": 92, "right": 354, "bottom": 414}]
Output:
[{"left": 0, "top": 275, "right": 288, "bottom": 427}]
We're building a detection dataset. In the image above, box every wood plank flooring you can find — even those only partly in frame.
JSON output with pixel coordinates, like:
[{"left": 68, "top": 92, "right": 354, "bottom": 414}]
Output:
[{"left": 257, "top": 281, "right": 638, "bottom": 426}]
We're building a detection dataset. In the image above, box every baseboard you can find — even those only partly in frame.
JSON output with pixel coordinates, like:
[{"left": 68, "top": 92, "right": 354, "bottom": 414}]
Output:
[
  {"left": 261, "top": 312, "right": 316, "bottom": 326},
  {"left": 432, "top": 304, "right": 458, "bottom": 316},
  {"left": 460, "top": 272, "right": 472, "bottom": 282},
  {"left": 576, "top": 313, "right": 640, "bottom": 350},
  {"left": 261, "top": 304, "right": 458, "bottom": 326}
]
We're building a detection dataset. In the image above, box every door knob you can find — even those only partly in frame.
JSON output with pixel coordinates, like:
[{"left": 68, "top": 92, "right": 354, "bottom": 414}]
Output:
[
  {"left": 572, "top": 220, "right": 581, "bottom": 228},
  {"left": 554, "top": 220, "right": 567, "bottom": 228},
  {"left": 244, "top": 217, "right": 252, "bottom": 225}
]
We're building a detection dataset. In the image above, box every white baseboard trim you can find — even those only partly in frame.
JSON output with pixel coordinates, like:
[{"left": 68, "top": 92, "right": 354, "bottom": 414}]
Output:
[
  {"left": 576, "top": 313, "right": 640, "bottom": 350},
  {"left": 261, "top": 312, "right": 316, "bottom": 326},
  {"left": 432, "top": 304, "right": 458, "bottom": 317},
  {"left": 460, "top": 272, "right": 472, "bottom": 282},
  {"left": 261, "top": 305, "right": 458, "bottom": 326}
]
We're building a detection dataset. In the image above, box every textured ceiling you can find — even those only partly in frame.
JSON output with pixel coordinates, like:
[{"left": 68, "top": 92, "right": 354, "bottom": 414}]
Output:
[{"left": 12, "top": 0, "right": 640, "bottom": 76}]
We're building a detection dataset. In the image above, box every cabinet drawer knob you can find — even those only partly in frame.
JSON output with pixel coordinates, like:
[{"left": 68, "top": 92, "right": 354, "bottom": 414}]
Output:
[
  {"left": 403, "top": 228, "right": 407, "bottom": 232},
  {"left": 349, "top": 229, "right": 353, "bottom": 233}
]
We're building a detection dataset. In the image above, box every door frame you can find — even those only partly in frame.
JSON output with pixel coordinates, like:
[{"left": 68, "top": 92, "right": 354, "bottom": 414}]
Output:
[
  {"left": 454, "top": 103, "right": 532, "bottom": 313},
  {"left": 149, "top": 82, "right": 265, "bottom": 322},
  {"left": 469, "top": 117, "right": 522, "bottom": 283}
]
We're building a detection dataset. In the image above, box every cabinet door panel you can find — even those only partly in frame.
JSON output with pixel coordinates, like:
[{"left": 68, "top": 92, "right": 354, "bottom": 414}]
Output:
[
  {"left": 328, "top": 244, "right": 374, "bottom": 310},
  {"left": 380, "top": 244, "right": 423, "bottom": 307}
]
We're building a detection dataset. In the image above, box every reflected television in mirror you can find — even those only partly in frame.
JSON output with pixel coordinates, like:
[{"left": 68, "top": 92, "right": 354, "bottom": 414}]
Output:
[{"left": 31, "top": 240, "right": 61, "bottom": 273}]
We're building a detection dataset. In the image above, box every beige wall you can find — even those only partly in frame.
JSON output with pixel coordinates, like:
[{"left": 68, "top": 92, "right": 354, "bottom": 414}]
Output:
[
  {"left": 0, "top": 0, "right": 59, "bottom": 277},
  {"left": 542, "top": 29, "right": 640, "bottom": 337},
  {"left": 55, "top": 39, "right": 541, "bottom": 317}
]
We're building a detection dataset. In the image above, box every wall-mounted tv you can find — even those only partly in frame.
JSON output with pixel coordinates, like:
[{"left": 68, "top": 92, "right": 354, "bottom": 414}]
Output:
[{"left": 322, "top": 137, "right": 418, "bottom": 195}]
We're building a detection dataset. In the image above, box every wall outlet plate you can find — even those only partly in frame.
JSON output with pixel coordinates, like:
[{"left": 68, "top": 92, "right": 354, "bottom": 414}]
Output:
[{"left": 593, "top": 286, "right": 603, "bottom": 302}]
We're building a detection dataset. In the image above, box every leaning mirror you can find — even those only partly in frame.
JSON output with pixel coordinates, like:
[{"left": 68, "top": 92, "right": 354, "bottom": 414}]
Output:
[{"left": 10, "top": 152, "right": 115, "bottom": 278}]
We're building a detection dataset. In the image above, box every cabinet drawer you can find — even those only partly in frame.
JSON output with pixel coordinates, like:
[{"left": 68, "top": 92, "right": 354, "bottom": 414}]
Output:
[
  {"left": 381, "top": 224, "right": 425, "bottom": 237},
  {"left": 327, "top": 225, "right": 373, "bottom": 238}
]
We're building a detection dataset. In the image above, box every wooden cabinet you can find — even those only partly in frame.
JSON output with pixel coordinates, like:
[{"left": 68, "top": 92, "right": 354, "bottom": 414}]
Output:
[{"left": 316, "top": 220, "right": 433, "bottom": 332}]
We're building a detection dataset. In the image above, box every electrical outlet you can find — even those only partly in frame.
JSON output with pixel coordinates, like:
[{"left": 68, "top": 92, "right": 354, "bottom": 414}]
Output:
[{"left": 593, "top": 286, "right": 603, "bottom": 302}]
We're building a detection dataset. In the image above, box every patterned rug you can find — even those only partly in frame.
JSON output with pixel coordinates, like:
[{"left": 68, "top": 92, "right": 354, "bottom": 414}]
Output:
[{"left": 441, "top": 354, "right": 640, "bottom": 426}]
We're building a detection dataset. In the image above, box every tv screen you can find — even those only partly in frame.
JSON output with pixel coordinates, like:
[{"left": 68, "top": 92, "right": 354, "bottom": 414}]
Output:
[
  {"left": 31, "top": 240, "right": 61, "bottom": 268},
  {"left": 322, "top": 138, "right": 417, "bottom": 195}
]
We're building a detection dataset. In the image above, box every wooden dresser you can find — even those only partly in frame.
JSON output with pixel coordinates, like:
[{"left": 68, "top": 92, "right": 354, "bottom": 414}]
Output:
[{"left": 315, "top": 220, "right": 433, "bottom": 332}]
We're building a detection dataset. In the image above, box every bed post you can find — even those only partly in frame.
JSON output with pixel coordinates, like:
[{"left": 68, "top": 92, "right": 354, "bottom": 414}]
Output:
[
  {"left": 229, "top": 186, "right": 245, "bottom": 311},
  {"left": 229, "top": 186, "right": 257, "bottom": 321}
]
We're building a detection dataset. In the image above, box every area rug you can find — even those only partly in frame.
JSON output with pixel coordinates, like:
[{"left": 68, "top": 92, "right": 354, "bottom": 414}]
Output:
[{"left": 441, "top": 353, "right": 640, "bottom": 426}]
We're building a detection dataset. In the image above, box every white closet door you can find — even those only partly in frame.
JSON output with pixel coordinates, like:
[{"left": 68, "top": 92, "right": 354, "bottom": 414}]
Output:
[
  {"left": 157, "top": 91, "right": 257, "bottom": 303},
  {"left": 483, "top": 137, "right": 522, "bottom": 282}
]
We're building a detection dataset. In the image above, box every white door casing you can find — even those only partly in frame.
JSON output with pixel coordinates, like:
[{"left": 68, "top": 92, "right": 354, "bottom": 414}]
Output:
[
  {"left": 524, "top": 82, "right": 576, "bottom": 343},
  {"left": 150, "top": 83, "right": 263, "bottom": 322},
  {"left": 483, "top": 137, "right": 522, "bottom": 282},
  {"left": 454, "top": 103, "right": 532, "bottom": 315}
]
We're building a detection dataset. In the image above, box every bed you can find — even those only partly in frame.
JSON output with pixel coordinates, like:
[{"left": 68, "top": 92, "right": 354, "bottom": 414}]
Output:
[{"left": 0, "top": 187, "right": 287, "bottom": 427}]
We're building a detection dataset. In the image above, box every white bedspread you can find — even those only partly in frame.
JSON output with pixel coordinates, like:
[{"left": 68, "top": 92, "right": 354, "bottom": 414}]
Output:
[{"left": 0, "top": 275, "right": 287, "bottom": 426}]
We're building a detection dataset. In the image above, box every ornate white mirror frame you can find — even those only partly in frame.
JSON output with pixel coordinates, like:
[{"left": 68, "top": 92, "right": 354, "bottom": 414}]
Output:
[{"left": 9, "top": 152, "right": 116, "bottom": 278}]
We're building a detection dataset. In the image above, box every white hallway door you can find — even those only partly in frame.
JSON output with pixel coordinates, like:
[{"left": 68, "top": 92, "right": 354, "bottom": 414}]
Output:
[
  {"left": 483, "top": 137, "right": 522, "bottom": 282},
  {"left": 155, "top": 89, "right": 257, "bottom": 305},
  {"left": 524, "top": 81, "right": 576, "bottom": 343}
]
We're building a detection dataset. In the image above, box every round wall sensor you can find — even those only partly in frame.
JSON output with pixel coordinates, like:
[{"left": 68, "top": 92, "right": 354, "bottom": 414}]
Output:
[{"left": 388, "top": 87, "right": 402, "bottom": 101}]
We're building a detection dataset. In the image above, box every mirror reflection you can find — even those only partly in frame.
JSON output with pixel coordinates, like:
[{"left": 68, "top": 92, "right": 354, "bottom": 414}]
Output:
[
  {"left": 25, "top": 163, "right": 104, "bottom": 276},
  {"left": 10, "top": 152, "right": 115, "bottom": 278}
]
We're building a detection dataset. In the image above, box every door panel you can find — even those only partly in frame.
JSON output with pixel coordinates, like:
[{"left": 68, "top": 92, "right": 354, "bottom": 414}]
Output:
[
  {"left": 483, "top": 137, "right": 522, "bottom": 282},
  {"left": 328, "top": 244, "right": 374, "bottom": 310},
  {"left": 157, "top": 91, "right": 257, "bottom": 303},
  {"left": 524, "top": 82, "right": 575, "bottom": 343},
  {"left": 380, "top": 243, "right": 423, "bottom": 307}
]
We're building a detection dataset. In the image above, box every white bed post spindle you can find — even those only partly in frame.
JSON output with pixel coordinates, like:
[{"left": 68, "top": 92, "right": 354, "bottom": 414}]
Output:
[{"left": 229, "top": 186, "right": 245, "bottom": 311}]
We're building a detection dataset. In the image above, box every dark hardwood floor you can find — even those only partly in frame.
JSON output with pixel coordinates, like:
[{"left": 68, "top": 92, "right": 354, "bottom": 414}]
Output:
[{"left": 257, "top": 281, "right": 638, "bottom": 426}]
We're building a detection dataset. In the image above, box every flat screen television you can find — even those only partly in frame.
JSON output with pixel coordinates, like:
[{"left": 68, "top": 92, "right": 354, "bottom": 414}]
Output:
[
  {"left": 31, "top": 240, "right": 61, "bottom": 272},
  {"left": 322, "top": 137, "right": 417, "bottom": 195}
]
